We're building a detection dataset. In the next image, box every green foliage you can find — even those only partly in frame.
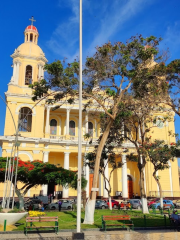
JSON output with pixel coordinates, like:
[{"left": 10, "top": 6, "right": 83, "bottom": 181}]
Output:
[
  {"left": 139, "top": 139, "right": 180, "bottom": 171},
  {"left": 83, "top": 133, "right": 91, "bottom": 139},
  {"left": 85, "top": 137, "right": 122, "bottom": 177},
  {"left": 30, "top": 60, "right": 79, "bottom": 102},
  {"left": 0, "top": 158, "right": 86, "bottom": 190},
  {"left": 70, "top": 175, "right": 87, "bottom": 190},
  {"left": 8, "top": 208, "right": 25, "bottom": 213},
  {"left": 106, "top": 88, "right": 116, "bottom": 97}
]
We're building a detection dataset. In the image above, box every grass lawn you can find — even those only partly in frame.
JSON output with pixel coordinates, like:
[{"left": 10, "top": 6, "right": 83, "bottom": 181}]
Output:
[{"left": 14, "top": 209, "right": 172, "bottom": 231}]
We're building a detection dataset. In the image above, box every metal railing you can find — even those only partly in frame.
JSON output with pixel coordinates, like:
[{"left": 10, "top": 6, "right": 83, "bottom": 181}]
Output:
[
  {"left": 149, "top": 191, "right": 180, "bottom": 198},
  {"left": 50, "top": 135, "right": 65, "bottom": 140}
]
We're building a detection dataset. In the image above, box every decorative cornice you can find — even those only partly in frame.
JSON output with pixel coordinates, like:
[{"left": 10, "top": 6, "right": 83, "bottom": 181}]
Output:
[
  {"left": 33, "top": 150, "right": 40, "bottom": 154},
  {"left": 6, "top": 149, "right": 12, "bottom": 153},
  {"left": 11, "top": 53, "right": 47, "bottom": 63},
  {"left": 0, "top": 135, "right": 136, "bottom": 148}
]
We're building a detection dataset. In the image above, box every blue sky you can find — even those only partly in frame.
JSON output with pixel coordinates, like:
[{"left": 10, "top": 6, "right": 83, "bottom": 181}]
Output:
[{"left": 0, "top": 0, "right": 180, "bottom": 165}]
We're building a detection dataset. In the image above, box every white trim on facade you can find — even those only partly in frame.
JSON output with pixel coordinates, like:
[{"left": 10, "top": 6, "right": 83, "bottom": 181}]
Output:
[
  {"left": 18, "top": 151, "right": 33, "bottom": 161},
  {"left": 50, "top": 115, "right": 62, "bottom": 136},
  {"left": 15, "top": 103, "right": 36, "bottom": 116}
]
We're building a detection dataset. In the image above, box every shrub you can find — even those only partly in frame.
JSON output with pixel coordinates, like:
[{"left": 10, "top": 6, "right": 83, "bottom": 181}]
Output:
[{"left": 29, "top": 211, "right": 46, "bottom": 217}]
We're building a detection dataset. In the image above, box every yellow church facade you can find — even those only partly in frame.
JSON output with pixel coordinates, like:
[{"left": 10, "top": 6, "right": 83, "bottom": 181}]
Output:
[{"left": 0, "top": 22, "right": 179, "bottom": 200}]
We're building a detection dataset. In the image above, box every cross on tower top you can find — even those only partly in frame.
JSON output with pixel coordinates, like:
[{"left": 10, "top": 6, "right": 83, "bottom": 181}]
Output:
[{"left": 29, "top": 16, "right": 36, "bottom": 26}]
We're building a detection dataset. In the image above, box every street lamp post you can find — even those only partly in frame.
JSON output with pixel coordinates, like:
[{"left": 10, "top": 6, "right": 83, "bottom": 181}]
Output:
[{"left": 72, "top": 0, "right": 84, "bottom": 239}]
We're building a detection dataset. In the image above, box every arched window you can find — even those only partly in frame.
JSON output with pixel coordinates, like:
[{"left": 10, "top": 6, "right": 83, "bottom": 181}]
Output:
[
  {"left": 50, "top": 119, "right": 57, "bottom": 135},
  {"left": 127, "top": 175, "right": 132, "bottom": 181},
  {"left": 25, "top": 65, "right": 32, "bottom": 85},
  {"left": 88, "top": 122, "right": 93, "bottom": 136},
  {"left": 69, "top": 121, "right": 75, "bottom": 136},
  {"left": 19, "top": 107, "right": 32, "bottom": 132}
]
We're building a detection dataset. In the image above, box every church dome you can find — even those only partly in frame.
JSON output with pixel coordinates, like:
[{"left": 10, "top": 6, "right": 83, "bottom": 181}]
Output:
[
  {"left": 25, "top": 25, "right": 38, "bottom": 34},
  {"left": 16, "top": 42, "right": 45, "bottom": 58}
]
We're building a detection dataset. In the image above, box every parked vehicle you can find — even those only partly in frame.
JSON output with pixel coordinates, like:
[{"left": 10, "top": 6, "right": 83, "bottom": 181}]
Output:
[
  {"left": 34, "top": 196, "right": 49, "bottom": 205},
  {"left": 148, "top": 198, "right": 160, "bottom": 207},
  {"left": 129, "top": 199, "right": 142, "bottom": 209},
  {"left": 24, "top": 199, "right": 42, "bottom": 210},
  {"left": 71, "top": 199, "right": 83, "bottom": 208},
  {"left": 173, "top": 199, "right": 180, "bottom": 208},
  {"left": 151, "top": 199, "right": 174, "bottom": 209},
  {"left": 106, "top": 199, "right": 119, "bottom": 209},
  {"left": 95, "top": 200, "right": 108, "bottom": 209},
  {"left": 47, "top": 199, "right": 72, "bottom": 210}
]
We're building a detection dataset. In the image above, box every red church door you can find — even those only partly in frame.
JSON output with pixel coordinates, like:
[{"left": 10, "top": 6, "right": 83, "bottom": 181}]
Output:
[{"left": 127, "top": 175, "right": 133, "bottom": 199}]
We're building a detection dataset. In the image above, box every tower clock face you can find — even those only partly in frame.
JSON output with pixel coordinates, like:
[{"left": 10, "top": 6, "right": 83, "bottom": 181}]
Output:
[
  {"left": 156, "top": 119, "right": 164, "bottom": 129},
  {"left": 153, "top": 115, "right": 168, "bottom": 129}
]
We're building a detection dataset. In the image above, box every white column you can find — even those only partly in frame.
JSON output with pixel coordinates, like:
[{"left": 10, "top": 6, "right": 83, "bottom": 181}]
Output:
[
  {"left": 99, "top": 173, "right": 102, "bottom": 196},
  {"left": 38, "top": 65, "right": 41, "bottom": 80},
  {"left": 122, "top": 154, "right": 128, "bottom": 198},
  {"left": 45, "top": 107, "right": 50, "bottom": 134},
  {"left": 42, "top": 151, "right": 49, "bottom": 196},
  {"left": 140, "top": 155, "right": 147, "bottom": 195},
  {"left": 41, "top": 65, "right": 44, "bottom": 79},
  {"left": 27, "top": 189, "right": 31, "bottom": 197},
  {"left": 66, "top": 109, "right": 70, "bottom": 135},
  {"left": 138, "top": 126, "right": 141, "bottom": 139},
  {"left": 85, "top": 113, "right": 88, "bottom": 133},
  {"left": 16, "top": 62, "right": 20, "bottom": 85},
  {"left": 95, "top": 119, "right": 97, "bottom": 137},
  {"left": 85, "top": 159, "right": 89, "bottom": 198},
  {"left": 63, "top": 152, "right": 70, "bottom": 198},
  {"left": 169, "top": 161, "right": 173, "bottom": 197},
  {"left": 13, "top": 62, "right": 17, "bottom": 81},
  {"left": 122, "top": 121, "right": 125, "bottom": 137},
  {"left": 103, "top": 159, "right": 109, "bottom": 198}
]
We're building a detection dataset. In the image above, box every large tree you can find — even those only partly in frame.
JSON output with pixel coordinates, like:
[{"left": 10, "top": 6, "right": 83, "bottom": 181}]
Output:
[
  {"left": 142, "top": 139, "right": 180, "bottom": 208},
  {"left": 85, "top": 135, "right": 123, "bottom": 211},
  {"left": 98, "top": 94, "right": 174, "bottom": 213},
  {"left": 30, "top": 35, "right": 172, "bottom": 223},
  {"left": 0, "top": 158, "right": 87, "bottom": 210}
]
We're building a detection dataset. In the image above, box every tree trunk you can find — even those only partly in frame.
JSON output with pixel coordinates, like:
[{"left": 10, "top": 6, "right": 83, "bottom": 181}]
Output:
[
  {"left": 83, "top": 118, "right": 114, "bottom": 224},
  {"left": 153, "top": 172, "right": 163, "bottom": 209},
  {"left": 140, "top": 167, "right": 149, "bottom": 214},
  {"left": 109, "top": 195, "right": 112, "bottom": 210},
  {"left": 15, "top": 188, "right": 25, "bottom": 210}
]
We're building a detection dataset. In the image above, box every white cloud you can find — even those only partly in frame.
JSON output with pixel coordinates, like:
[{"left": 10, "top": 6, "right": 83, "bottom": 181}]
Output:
[
  {"left": 85, "top": 0, "right": 153, "bottom": 57},
  {"left": 162, "top": 22, "right": 180, "bottom": 56},
  {"left": 46, "top": 0, "right": 154, "bottom": 62},
  {"left": 46, "top": 0, "right": 81, "bottom": 61}
]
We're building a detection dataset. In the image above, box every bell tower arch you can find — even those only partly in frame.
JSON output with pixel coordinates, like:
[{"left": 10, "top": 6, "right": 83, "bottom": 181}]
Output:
[{"left": 8, "top": 17, "right": 47, "bottom": 95}]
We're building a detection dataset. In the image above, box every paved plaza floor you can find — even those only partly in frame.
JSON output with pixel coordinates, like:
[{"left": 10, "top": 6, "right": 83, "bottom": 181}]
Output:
[{"left": 0, "top": 230, "right": 180, "bottom": 240}]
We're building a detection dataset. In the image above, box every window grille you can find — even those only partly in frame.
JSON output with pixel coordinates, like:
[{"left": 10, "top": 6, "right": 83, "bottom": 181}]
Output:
[
  {"left": 69, "top": 120, "right": 75, "bottom": 136},
  {"left": 19, "top": 107, "right": 32, "bottom": 132}
]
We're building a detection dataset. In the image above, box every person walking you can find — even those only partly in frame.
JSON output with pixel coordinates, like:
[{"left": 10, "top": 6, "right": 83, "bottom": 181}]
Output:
[{"left": 58, "top": 200, "right": 62, "bottom": 212}]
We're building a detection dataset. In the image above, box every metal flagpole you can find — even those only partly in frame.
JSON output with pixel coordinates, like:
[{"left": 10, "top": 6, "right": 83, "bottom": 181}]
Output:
[{"left": 77, "top": 0, "right": 82, "bottom": 233}]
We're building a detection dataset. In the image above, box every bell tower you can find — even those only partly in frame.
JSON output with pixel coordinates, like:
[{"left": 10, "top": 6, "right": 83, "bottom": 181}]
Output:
[
  {"left": 24, "top": 16, "right": 39, "bottom": 45},
  {"left": 8, "top": 17, "right": 47, "bottom": 95}
]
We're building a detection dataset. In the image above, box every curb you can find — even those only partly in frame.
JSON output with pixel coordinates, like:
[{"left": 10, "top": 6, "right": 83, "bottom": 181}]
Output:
[{"left": 0, "top": 226, "right": 176, "bottom": 234}]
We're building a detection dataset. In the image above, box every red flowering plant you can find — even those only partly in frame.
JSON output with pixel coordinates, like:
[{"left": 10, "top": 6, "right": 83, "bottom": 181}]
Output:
[{"left": 0, "top": 157, "right": 87, "bottom": 210}]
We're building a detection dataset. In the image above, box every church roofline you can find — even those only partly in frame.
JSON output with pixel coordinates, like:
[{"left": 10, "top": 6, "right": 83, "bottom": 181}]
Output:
[{"left": 11, "top": 52, "right": 48, "bottom": 63}]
